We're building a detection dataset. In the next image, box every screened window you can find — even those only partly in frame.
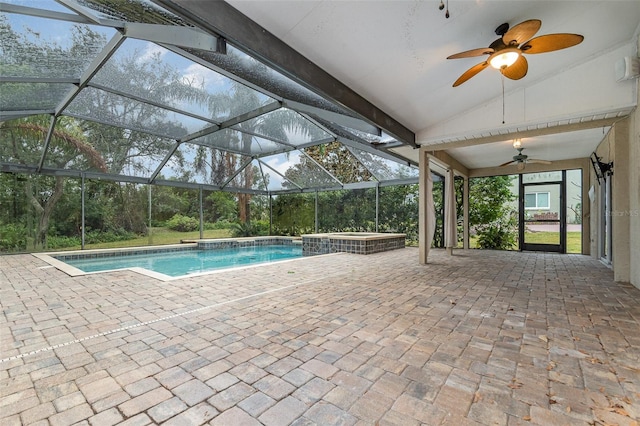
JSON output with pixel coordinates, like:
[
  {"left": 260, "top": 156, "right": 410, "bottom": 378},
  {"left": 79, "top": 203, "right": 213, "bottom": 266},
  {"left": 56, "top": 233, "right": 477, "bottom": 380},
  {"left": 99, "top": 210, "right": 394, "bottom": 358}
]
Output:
[{"left": 525, "top": 192, "right": 550, "bottom": 209}]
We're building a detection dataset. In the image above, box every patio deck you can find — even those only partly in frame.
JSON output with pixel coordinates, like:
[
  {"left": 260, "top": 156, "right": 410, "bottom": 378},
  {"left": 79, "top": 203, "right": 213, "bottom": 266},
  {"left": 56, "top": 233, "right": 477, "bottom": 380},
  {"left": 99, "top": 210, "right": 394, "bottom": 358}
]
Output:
[{"left": 1, "top": 248, "right": 639, "bottom": 425}]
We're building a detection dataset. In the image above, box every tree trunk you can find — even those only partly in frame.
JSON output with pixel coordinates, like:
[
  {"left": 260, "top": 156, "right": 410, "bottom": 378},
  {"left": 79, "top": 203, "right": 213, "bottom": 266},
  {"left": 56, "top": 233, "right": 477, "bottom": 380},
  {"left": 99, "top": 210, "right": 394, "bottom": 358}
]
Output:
[{"left": 24, "top": 176, "right": 65, "bottom": 249}]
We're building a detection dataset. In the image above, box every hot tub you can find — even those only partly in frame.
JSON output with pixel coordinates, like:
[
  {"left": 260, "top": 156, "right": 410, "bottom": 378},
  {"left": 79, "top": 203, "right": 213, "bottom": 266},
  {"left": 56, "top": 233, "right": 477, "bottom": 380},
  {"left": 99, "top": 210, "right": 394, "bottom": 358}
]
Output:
[{"left": 301, "top": 232, "right": 406, "bottom": 256}]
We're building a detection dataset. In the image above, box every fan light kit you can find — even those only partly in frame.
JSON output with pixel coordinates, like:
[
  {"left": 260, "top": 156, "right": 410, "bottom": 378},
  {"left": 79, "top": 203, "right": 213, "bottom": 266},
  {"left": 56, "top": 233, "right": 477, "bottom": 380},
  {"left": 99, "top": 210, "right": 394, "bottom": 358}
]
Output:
[
  {"left": 447, "top": 19, "right": 584, "bottom": 87},
  {"left": 489, "top": 48, "right": 520, "bottom": 69},
  {"left": 500, "top": 140, "right": 551, "bottom": 171}
]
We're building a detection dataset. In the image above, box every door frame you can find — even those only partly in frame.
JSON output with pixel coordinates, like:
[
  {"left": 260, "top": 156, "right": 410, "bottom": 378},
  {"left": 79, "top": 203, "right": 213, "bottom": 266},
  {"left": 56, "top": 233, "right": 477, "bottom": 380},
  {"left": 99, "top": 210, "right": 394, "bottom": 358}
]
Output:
[{"left": 518, "top": 171, "right": 567, "bottom": 253}]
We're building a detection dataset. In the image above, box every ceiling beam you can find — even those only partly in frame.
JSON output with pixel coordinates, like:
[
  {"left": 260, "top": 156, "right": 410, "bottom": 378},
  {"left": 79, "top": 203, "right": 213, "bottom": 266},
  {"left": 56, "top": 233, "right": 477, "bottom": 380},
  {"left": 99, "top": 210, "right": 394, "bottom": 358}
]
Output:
[
  {"left": 283, "top": 99, "right": 380, "bottom": 136},
  {"left": 124, "top": 22, "right": 223, "bottom": 53},
  {"left": 424, "top": 150, "right": 469, "bottom": 177},
  {"left": 420, "top": 117, "right": 621, "bottom": 151},
  {"left": 152, "top": 0, "right": 415, "bottom": 146}
]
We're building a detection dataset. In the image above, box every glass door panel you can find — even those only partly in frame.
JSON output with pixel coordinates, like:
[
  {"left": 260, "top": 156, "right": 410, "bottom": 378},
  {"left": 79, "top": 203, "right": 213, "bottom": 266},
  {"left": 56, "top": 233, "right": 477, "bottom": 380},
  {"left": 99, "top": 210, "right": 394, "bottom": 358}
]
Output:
[{"left": 520, "top": 173, "right": 566, "bottom": 253}]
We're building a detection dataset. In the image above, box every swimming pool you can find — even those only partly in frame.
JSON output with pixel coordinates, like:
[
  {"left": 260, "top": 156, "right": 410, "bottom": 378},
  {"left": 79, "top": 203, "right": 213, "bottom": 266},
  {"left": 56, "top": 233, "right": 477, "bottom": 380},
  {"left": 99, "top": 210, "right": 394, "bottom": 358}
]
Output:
[{"left": 60, "top": 244, "right": 302, "bottom": 277}]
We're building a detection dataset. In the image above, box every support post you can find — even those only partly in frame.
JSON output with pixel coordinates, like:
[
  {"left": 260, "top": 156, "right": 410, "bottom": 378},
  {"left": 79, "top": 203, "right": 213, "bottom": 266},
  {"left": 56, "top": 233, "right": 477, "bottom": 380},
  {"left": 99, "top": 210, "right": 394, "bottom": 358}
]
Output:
[
  {"left": 315, "top": 191, "right": 319, "bottom": 233},
  {"left": 199, "top": 186, "right": 204, "bottom": 240},
  {"left": 148, "top": 185, "right": 153, "bottom": 245},
  {"left": 463, "top": 176, "right": 470, "bottom": 249},
  {"left": 81, "top": 173, "right": 85, "bottom": 250},
  {"left": 269, "top": 194, "right": 273, "bottom": 235},
  {"left": 375, "top": 185, "right": 379, "bottom": 232},
  {"left": 419, "top": 149, "right": 435, "bottom": 264}
]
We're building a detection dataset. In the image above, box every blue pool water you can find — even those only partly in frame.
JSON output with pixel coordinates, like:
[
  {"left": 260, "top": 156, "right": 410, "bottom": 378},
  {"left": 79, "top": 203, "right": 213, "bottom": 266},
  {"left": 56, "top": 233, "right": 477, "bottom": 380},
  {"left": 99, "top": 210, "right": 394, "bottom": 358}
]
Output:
[{"left": 62, "top": 245, "right": 302, "bottom": 277}]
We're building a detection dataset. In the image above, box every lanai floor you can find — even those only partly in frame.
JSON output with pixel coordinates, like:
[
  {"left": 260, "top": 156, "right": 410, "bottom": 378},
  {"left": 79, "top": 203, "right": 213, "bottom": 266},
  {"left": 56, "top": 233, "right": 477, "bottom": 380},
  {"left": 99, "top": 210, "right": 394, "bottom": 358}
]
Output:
[{"left": 1, "top": 248, "right": 639, "bottom": 425}]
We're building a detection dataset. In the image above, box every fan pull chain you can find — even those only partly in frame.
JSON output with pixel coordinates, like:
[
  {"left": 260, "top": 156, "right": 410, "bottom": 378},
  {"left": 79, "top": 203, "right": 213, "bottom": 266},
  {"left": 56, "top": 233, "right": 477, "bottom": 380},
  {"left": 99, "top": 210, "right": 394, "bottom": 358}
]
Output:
[
  {"left": 501, "top": 72, "right": 505, "bottom": 124},
  {"left": 438, "top": 0, "right": 450, "bottom": 18}
]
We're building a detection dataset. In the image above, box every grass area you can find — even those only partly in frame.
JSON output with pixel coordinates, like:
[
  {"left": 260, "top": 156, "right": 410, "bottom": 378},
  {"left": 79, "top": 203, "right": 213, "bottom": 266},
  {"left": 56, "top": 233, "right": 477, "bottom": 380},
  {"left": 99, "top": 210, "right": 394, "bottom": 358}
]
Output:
[
  {"left": 526, "top": 231, "right": 582, "bottom": 253},
  {"left": 468, "top": 231, "right": 582, "bottom": 253},
  {"left": 69, "top": 228, "right": 233, "bottom": 251}
]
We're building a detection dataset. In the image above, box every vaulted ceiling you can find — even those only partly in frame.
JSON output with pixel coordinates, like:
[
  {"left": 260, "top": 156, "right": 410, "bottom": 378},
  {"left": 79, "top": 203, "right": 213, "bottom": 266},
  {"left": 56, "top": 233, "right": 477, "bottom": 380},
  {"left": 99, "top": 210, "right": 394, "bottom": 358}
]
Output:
[{"left": 225, "top": 0, "right": 640, "bottom": 170}]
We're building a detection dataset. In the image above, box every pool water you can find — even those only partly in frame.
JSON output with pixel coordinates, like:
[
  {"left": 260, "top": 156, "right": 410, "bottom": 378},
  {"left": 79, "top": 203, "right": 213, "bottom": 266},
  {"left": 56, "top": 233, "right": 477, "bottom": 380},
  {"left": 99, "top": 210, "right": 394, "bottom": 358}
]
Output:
[{"left": 62, "top": 245, "right": 302, "bottom": 277}]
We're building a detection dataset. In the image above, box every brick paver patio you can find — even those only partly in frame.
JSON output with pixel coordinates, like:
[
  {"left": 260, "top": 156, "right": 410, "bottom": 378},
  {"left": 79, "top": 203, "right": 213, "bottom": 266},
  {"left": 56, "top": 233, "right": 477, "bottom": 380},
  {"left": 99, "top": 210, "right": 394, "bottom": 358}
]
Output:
[{"left": 1, "top": 248, "right": 639, "bottom": 425}]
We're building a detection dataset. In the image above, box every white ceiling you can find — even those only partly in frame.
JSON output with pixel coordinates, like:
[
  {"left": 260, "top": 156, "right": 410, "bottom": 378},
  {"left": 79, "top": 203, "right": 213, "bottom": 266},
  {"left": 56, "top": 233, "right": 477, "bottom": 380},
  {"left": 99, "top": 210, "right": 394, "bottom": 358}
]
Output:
[
  {"left": 446, "top": 127, "right": 610, "bottom": 169},
  {"left": 226, "top": 0, "right": 639, "bottom": 169}
]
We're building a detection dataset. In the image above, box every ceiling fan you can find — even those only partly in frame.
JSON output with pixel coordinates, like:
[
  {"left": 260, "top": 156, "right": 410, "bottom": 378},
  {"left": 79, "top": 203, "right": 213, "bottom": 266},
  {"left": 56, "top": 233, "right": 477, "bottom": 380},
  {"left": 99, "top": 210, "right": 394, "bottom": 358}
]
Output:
[
  {"left": 447, "top": 19, "right": 584, "bottom": 87},
  {"left": 499, "top": 141, "right": 551, "bottom": 170}
]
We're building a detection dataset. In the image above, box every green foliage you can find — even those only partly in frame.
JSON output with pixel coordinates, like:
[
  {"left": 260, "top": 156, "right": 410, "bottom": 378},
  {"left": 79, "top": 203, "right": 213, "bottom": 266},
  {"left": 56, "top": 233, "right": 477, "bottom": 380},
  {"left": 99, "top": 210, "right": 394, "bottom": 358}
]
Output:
[
  {"left": 0, "top": 222, "right": 27, "bottom": 252},
  {"left": 318, "top": 189, "right": 376, "bottom": 233},
  {"left": 431, "top": 175, "right": 516, "bottom": 249},
  {"left": 270, "top": 185, "right": 418, "bottom": 240},
  {"left": 476, "top": 208, "right": 518, "bottom": 250},
  {"left": 379, "top": 184, "right": 418, "bottom": 243},
  {"left": 272, "top": 193, "right": 315, "bottom": 235},
  {"left": 204, "top": 219, "right": 234, "bottom": 230},
  {"left": 468, "top": 176, "right": 516, "bottom": 225},
  {"left": 46, "top": 235, "right": 81, "bottom": 249},
  {"left": 151, "top": 186, "right": 193, "bottom": 222},
  {"left": 84, "top": 229, "right": 136, "bottom": 244},
  {"left": 230, "top": 221, "right": 268, "bottom": 238},
  {"left": 206, "top": 191, "right": 238, "bottom": 222},
  {"left": 166, "top": 214, "right": 199, "bottom": 232},
  {"left": 469, "top": 176, "right": 517, "bottom": 250},
  {"left": 290, "top": 142, "right": 373, "bottom": 186}
]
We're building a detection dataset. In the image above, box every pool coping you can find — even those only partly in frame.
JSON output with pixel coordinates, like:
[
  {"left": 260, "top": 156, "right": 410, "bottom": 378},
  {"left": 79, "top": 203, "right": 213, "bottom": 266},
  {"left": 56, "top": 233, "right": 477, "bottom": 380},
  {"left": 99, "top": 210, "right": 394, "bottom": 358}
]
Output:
[
  {"left": 33, "top": 238, "right": 340, "bottom": 282},
  {"left": 33, "top": 243, "right": 198, "bottom": 279}
]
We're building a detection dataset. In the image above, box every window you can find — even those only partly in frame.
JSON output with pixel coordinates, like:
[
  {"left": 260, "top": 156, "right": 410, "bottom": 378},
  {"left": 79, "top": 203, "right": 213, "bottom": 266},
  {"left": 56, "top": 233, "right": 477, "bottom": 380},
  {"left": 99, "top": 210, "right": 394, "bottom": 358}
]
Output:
[{"left": 525, "top": 192, "right": 550, "bottom": 209}]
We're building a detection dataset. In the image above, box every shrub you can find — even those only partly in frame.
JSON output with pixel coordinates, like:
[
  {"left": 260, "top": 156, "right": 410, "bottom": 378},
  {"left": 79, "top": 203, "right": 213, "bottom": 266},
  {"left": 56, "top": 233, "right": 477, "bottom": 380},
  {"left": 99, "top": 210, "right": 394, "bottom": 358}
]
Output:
[
  {"left": 166, "top": 214, "right": 199, "bottom": 232},
  {"left": 476, "top": 209, "right": 517, "bottom": 250},
  {"left": 230, "top": 222, "right": 255, "bottom": 237},
  {"left": 0, "top": 223, "right": 27, "bottom": 252},
  {"left": 476, "top": 224, "right": 516, "bottom": 250},
  {"left": 230, "top": 221, "right": 269, "bottom": 238},
  {"left": 205, "top": 219, "right": 234, "bottom": 230},
  {"left": 252, "top": 220, "right": 270, "bottom": 236},
  {"left": 46, "top": 235, "right": 81, "bottom": 249}
]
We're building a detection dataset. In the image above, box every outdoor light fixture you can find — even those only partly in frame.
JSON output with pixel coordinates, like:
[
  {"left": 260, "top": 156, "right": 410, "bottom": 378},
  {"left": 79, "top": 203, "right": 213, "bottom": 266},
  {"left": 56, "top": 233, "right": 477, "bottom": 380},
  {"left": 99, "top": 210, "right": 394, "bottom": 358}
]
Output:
[
  {"left": 512, "top": 139, "right": 522, "bottom": 149},
  {"left": 488, "top": 48, "right": 521, "bottom": 69}
]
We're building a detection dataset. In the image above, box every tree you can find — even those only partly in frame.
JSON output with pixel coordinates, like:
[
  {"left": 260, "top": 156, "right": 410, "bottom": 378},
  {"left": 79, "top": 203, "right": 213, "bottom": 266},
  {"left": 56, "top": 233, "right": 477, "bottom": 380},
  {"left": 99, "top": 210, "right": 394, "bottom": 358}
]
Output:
[
  {"left": 197, "top": 82, "right": 324, "bottom": 221},
  {"left": 379, "top": 184, "right": 419, "bottom": 243},
  {"left": 76, "top": 46, "right": 208, "bottom": 176},
  {"left": 205, "top": 191, "right": 237, "bottom": 223},
  {"left": 0, "top": 116, "right": 107, "bottom": 248},
  {"left": 468, "top": 176, "right": 517, "bottom": 249},
  {"left": 1, "top": 17, "right": 216, "bottom": 246},
  {"left": 272, "top": 193, "right": 315, "bottom": 235},
  {"left": 303, "top": 142, "right": 373, "bottom": 183},
  {"left": 468, "top": 176, "right": 516, "bottom": 226},
  {"left": 195, "top": 83, "right": 268, "bottom": 222}
]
